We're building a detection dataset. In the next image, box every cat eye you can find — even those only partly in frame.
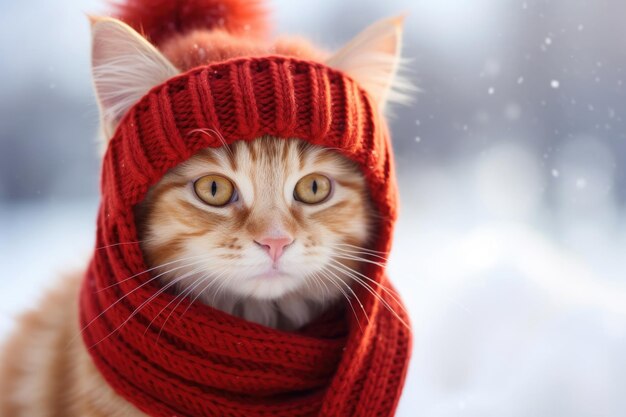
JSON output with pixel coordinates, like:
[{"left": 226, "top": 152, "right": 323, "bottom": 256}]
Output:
[
  {"left": 194, "top": 175, "right": 236, "bottom": 207},
  {"left": 294, "top": 173, "right": 332, "bottom": 204}
]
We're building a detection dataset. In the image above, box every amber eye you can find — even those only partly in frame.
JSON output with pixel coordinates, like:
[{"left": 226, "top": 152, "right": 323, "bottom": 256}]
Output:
[
  {"left": 294, "top": 173, "right": 332, "bottom": 204},
  {"left": 194, "top": 175, "right": 235, "bottom": 206}
]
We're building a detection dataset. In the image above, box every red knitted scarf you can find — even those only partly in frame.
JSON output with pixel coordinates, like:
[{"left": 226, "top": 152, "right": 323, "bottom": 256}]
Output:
[{"left": 79, "top": 56, "right": 411, "bottom": 416}]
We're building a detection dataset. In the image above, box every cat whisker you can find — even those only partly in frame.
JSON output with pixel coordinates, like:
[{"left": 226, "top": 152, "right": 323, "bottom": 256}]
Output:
[
  {"left": 96, "top": 255, "right": 206, "bottom": 292},
  {"left": 313, "top": 271, "right": 364, "bottom": 333},
  {"left": 189, "top": 128, "right": 233, "bottom": 158},
  {"left": 176, "top": 270, "right": 227, "bottom": 323},
  {"left": 212, "top": 269, "right": 233, "bottom": 306},
  {"left": 335, "top": 273, "right": 408, "bottom": 331},
  {"left": 88, "top": 267, "right": 207, "bottom": 349},
  {"left": 333, "top": 254, "right": 387, "bottom": 269},
  {"left": 320, "top": 267, "right": 370, "bottom": 329},
  {"left": 155, "top": 272, "right": 216, "bottom": 344},
  {"left": 143, "top": 265, "right": 210, "bottom": 337},
  {"left": 333, "top": 243, "right": 388, "bottom": 256},
  {"left": 328, "top": 261, "right": 410, "bottom": 330},
  {"left": 332, "top": 246, "right": 389, "bottom": 262},
  {"left": 330, "top": 259, "right": 410, "bottom": 318},
  {"left": 71, "top": 257, "right": 208, "bottom": 347},
  {"left": 94, "top": 238, "right": 156, "bottom": 251},
  {"left": 305, "top": 272, "right": 329, "bottom": 305}
]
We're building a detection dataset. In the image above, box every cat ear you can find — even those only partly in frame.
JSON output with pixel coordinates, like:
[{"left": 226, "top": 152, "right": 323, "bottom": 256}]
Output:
[
  {"left": 90, "top": 16, "right": 179, "bottom": 139},
  {"left": 327, "top": 16, "right": 409, "bottom": 108}
]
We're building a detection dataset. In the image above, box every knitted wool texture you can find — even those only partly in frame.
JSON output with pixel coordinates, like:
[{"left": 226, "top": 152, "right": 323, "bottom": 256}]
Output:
[{"left": 79, "top": 56, "right": 411, "bottom": 417}]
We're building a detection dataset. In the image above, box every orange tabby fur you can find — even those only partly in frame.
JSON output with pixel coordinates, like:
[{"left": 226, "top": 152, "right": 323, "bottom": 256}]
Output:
[{"left": 0, "top": 273, "right": 147, "bottom": 417}]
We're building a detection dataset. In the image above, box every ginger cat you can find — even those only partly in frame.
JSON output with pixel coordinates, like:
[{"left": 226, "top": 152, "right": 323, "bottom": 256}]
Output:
[{"left": 0, "top": 0, "right": 406, "bottom": 414}]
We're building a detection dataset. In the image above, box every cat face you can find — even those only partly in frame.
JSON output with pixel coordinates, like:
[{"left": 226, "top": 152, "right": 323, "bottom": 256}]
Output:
[{"left": 136, "top": 136, "right": 371, "bottom": 304}]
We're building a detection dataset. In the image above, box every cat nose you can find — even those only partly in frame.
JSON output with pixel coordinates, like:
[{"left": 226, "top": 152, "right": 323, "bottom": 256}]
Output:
[{"left": 254, "top": 236, "right": 294, "bottom": 262}]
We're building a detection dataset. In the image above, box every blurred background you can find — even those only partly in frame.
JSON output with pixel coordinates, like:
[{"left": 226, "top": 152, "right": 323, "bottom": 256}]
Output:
[{"left": 1, "top": 0, "right": 625, "bottom": 415}]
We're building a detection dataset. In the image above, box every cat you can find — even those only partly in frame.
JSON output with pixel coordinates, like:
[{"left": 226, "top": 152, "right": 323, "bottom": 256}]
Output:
[
  {"left": 136, "top": 136, "right": 373, "bottom": 330},
  {"left": 0, "top": 0, "right": 406, "bottom": 414}
]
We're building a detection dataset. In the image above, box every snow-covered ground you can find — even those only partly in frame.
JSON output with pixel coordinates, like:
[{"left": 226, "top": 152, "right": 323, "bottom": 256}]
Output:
[
  {"left": 2, "top": 144, "right": 625, "bottom": 417},
  {"left": 391, "top": 143, "right": 626, "bottom": 416}
]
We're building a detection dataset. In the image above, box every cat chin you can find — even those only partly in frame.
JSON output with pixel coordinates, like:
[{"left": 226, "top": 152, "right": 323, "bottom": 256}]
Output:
[{"left": 228, "top": 273, "right": 308, "bottom": 300}]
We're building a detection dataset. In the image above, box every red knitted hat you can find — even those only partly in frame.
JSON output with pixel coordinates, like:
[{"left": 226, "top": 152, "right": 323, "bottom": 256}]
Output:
[{"left": 80, "top": 2, "right": 411, "bottom": 416}]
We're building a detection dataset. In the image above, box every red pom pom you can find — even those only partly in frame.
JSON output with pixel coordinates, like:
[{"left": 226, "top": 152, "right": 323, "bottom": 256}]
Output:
[{"left": 112, "top": 0, "right": 269, "bottom": 45}]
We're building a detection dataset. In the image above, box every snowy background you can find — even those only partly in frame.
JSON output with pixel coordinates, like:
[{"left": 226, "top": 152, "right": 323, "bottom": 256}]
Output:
[{"left": 1, "top": 0, "right": 626, "bottom": 416}]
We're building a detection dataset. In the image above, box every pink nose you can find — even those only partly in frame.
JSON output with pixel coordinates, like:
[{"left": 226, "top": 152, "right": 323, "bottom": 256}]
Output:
[{"left": 254, "top": 236, "right": 294, "bottom": 262}]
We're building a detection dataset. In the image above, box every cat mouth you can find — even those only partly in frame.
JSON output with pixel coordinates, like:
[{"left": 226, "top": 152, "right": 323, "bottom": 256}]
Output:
[{"left": 251, "top": 268, "right": 288, "bottom": 280}]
